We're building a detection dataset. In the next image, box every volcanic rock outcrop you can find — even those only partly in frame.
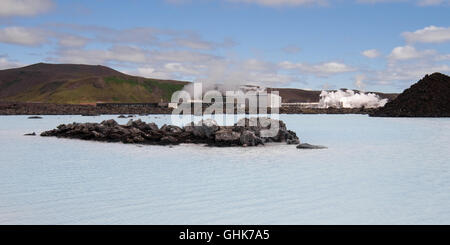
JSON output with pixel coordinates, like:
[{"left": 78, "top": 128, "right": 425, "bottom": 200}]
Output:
[
  {"left": 370, "top": 73, "right": 450, "bottom": 117},
  {"left": 40, "top": 118, "right": 299, "bottom": 147},
  {"left": 297, "top": 143, "right": 327, "bottom": 149}
]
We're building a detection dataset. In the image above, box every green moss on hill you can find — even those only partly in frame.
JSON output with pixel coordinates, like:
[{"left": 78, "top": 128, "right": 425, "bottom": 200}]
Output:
[
  {"left": 143, "top": 80, "right": 185, "bottom": 101},
  {"left": 104, "top": 76, "right": 139, "bottom": 86},
  {"left": 7, "top": 76, "right": 186, "bottom": 104}
]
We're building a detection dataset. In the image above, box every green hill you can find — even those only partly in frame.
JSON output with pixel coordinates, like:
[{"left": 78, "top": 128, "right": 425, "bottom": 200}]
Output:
[{"left": 0, "top": 63, "right": 189, "bottom": 104}]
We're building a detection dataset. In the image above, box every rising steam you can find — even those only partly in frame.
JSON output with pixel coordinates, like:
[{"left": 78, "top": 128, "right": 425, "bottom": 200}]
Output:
[{"left": 319, "top": 90, "right": 388, "bottom": 108}]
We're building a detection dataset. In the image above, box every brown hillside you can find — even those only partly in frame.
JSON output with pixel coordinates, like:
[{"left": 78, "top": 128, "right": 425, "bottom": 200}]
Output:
[{"left": 0, "top": 63, "right": 189, "bottom": 104}]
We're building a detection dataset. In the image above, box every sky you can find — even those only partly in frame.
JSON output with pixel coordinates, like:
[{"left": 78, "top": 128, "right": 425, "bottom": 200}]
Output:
[{"left": 0, "top": 0, "right": 449, "bottom": 93}]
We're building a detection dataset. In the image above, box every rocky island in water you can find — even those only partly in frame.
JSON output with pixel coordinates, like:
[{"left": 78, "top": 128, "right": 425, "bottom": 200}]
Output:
[{"left": 40, "top": 118, "right": 300, "bottom": 147}]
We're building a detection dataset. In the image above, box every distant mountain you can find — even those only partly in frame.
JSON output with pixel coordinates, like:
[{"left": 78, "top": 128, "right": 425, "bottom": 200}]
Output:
[
  {"left": 371, "top": 72, "right": 450, "bottom": 117},
  {"left": 0, "top": 63, "right": 189, "bottom": 104},
  {"left": 0, "top": 63, "right": 397, "bottom": 105}
]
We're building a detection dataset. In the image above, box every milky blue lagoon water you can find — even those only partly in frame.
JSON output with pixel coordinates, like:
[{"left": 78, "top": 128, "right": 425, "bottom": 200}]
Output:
[{"left": 0, "top": 114, "right": 449, "bottom": 224}]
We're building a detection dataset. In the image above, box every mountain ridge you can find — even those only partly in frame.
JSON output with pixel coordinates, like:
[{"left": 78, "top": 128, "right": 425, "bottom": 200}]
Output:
[
  {"left": 0, "top": 63, "right": 398, "bottom": 104},
  {"left": 0, "top": 63, "right": 189, "bottom": 104}
]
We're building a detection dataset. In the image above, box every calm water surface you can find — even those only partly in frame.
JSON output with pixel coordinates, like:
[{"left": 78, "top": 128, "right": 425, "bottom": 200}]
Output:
[{"left": 0, "top": 114, "right": 449, "bottom": 224}]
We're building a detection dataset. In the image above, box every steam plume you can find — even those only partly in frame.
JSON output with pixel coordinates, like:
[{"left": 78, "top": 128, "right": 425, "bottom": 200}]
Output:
[{"left": 319, "top": 90, "right": 388, "bottom": 108}]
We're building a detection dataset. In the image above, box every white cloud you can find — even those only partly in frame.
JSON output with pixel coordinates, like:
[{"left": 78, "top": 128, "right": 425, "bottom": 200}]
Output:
[
  {"left": 206, "top": 59, "right": 294, "bottom": 86},
  {"left": 164, "top": 57, "right": 293, "bottom": 86},
  {"left": 279, "top": 61, "right": 355, "bottom": 76},
  {"left": 169, "top": 32, "right": 235, "bottom": 50},
  {"left": 356, "top": 0, "right": 407, "bottom": 3},
  {"left": 362, "top": 49, "right": 381, "bottom": 58},
  {"left": 363, "top": 45, "right": 450, "bottom": 86},
  {"left": 0, "top": 26, "right": 47, "bottom": 46},
  {"left": 226, "top": 0, "right": 328, "bottom": 6},
  {"left": 53, "top": 46, "right": 148, "bottom": 65},
  {"left": 58, "top": 35, "right": 88, "bottom": 47},
  {"left": 436, "top": 53, "right": 450, "bottom": 61},
  {"left": 370, "top": 62, "right": 450, "bottom": 86},
  {"left": 357, "top": 0, "right": 449, "bottom": 5},
  {"left": 164, "top": 62, "right": 201, "bottom": 75},
  {"left": 227, "top": 0, "right": 449, "bottom": 6},
  {"left": 164, "top": 0, "right": 193, "bottom": 4},
  {"left": 131, "top": 52, "right": 297, "bottom": 86},
  {"left": 306, "top": 62, "right": 355, "bottom": 74},
  {"left": 168, "top": 0, "right": 449, "bottom": 6},
  {"left": 131, "top": 67, "right": 174, "bottom": 80},
  {"left": 388, "top": 45, "right": 436, "bottom": 60},
  {"left": 356, "top": 0, "right": 404, "bottom": 3},
  {"left": 173, "top": 38, "right": 214, "bottom": 50},
  {"left": 130, "top": 57, "right": 295, "bottom": 87},
  {"left": 360, "top": 25, "right": 450, "bottom": 87},
  {"left": 354, "top": 74, "right": 366, "bottom": 90},
  {"left": 417, "top": 0, "right": 447, "bottom": 6},
  {"left": 282, "top": 44, "right": 301, "bottom": 54},
  {"left": 39, "top": 25, "right": 246, "bottom": 84},
  {"left": 403, "top": 26, "right": 450, "bottom": 43},
  {"left": 0, "top": 56, "right": 23, "bottom": 69},
  {"left": 0, "top": 0, "right": 53, "bottom": 17},
  {"left": 48, "top": 24, "right": 236, "bottom": 51},
  {"left": 151, "top": 50, "right": 221, "bottom": 64}
]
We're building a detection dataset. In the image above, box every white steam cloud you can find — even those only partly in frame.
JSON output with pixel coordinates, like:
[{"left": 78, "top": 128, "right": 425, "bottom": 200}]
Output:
[
  {"left": 182, "top": 83, "right": 267, "bottom": 101},
  {"left": 319, "top": 90, "right": 388, "bottom": 108}
]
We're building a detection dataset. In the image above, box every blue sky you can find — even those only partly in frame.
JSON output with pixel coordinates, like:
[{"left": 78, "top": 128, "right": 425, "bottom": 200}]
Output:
[{"left": 0, "top": 0, "right": 449, "bottom": 92}]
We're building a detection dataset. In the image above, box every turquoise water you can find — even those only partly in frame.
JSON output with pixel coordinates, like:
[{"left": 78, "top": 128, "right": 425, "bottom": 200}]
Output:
[{"left": 0, "top": 114, "right": 449, "bottom": 224}]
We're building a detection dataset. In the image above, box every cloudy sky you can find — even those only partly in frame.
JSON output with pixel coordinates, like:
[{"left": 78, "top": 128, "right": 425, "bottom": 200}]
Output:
[{"left": 0, "top": 0, "right": 449, "bottom": 92}]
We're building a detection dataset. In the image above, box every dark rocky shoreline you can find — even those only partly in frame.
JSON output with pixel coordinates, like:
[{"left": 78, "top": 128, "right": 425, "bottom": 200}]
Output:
[
  {"left": 40, "top": 118, "right": 300, "bottom": 147},
  {"left": 0, "top": 101, "right": 375, "bottom": 115},
  {"left": 0, "top": 102, "right": 172, "bottom": 115}
]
